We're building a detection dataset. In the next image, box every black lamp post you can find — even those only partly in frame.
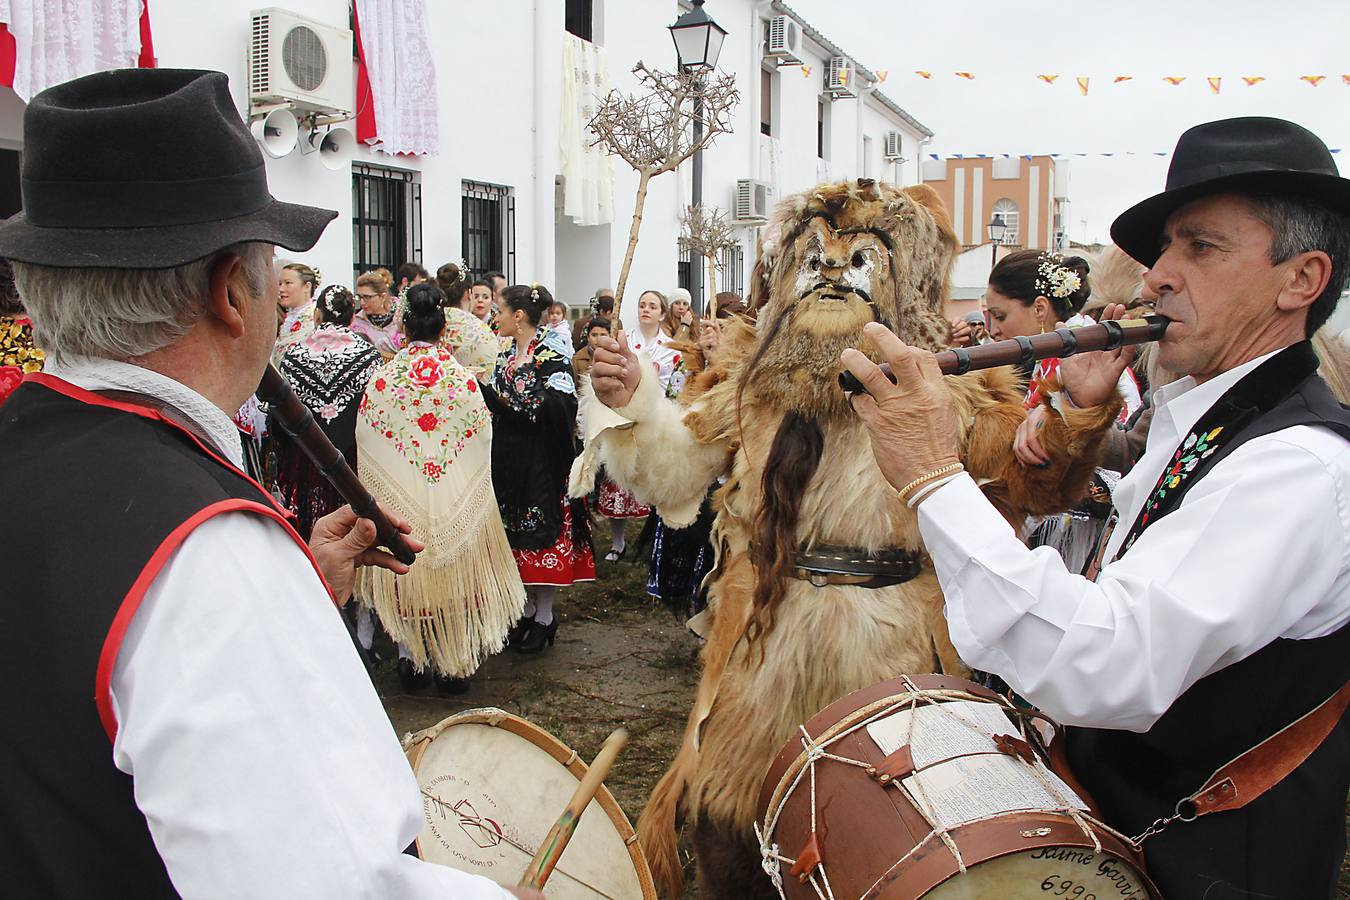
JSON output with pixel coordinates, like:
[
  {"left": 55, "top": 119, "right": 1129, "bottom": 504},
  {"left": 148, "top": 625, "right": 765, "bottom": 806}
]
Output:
[
  {"left": 987, "top": 213, "right": 1007, "bottom": 270},
  {"left": 670, "top": 0, "right": 725, "bottom": 315}
]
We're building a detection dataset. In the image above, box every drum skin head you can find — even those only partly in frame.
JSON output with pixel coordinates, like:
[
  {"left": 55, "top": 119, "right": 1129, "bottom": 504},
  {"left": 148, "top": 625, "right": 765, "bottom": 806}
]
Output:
[
  {"left": 925, "top": 850, "right": 1149, "bottom": 899},
  {"left": 405, "top": 708, "right": 656, "bottom": 899}
]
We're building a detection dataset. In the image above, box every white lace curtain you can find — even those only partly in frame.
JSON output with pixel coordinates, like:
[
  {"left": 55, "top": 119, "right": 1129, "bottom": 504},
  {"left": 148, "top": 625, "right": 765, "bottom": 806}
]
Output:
[
  {"left": 0, "top": 0, "right": 143, "bottom": 102},
  {"left": 354, "top": 0, "right": 438, "bottom": 156},
  {"left": 559, "top": 32, "right": 613, "bottom": 226}
]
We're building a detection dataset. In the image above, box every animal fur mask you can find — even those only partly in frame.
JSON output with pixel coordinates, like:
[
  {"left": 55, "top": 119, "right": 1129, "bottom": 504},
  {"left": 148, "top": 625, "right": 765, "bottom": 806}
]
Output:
[{"left": 744, "top": 179, "right": 958, "bottom": 415}]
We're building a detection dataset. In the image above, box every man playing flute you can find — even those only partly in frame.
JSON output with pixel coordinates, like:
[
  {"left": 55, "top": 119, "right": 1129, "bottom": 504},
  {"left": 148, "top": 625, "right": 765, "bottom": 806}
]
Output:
[{"left": 844, "top": 116, "right": 1350, "bottom": 899}]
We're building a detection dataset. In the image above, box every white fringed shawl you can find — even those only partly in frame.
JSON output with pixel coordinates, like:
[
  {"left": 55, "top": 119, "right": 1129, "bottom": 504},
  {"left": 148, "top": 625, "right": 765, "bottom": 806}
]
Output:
[{"left": 355, "top": 343, "right": 524, "bottom": 675}]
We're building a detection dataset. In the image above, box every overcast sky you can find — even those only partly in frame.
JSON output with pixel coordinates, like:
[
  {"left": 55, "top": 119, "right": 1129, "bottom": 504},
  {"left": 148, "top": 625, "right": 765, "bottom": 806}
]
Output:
[{"left": 785, "top": 0, "right": 1350, "bottom": 244}]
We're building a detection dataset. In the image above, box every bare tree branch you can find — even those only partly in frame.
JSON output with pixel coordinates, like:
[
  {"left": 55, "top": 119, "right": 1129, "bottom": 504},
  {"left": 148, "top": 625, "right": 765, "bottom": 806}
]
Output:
[{"left": 588, "top": 63, "right": 741, "bottom": 316}]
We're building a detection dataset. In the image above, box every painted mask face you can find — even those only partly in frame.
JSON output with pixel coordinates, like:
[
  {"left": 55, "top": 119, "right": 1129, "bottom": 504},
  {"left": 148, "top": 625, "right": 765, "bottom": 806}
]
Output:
[{"left": 783, "top": 217, "right": 893, "bottom": 337}]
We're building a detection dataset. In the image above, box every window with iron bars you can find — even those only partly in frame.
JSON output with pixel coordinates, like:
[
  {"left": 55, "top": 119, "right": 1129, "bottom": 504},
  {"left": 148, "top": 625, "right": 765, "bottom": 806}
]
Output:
[
  {"left": 677, "top": 242, "right": 745, "bottom": 310},
  {"left": 462, "top": 180, "right": 516, "bottom": 282},
  {"left": 351, "top": 164, "right": 422, "bottom": 284}
]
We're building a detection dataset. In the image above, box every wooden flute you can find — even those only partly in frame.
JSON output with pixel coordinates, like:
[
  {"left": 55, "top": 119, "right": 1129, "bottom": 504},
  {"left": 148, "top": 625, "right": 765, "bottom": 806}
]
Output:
[
  {"left": 838, "top": 315, "right": 1170, "bottom": 394},
  {"left": 256, "top": 364, "right": 418, "bottom": 565}
]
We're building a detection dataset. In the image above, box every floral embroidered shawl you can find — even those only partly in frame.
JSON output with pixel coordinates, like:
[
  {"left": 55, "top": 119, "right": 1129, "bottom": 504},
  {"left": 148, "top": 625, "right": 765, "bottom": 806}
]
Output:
[
  {"left": 356, "top": 342, "right": 524, "bottom": 675},
  {"left": 273, "top": 300, "right": 317, "bottom": 366},
  {"left": 441, "top": 305, "right": 500, "bottom": 379},
  {"left": 0, "top": 315, "right": 42, "bottom": 407},
  {"left": 279, "top": 324, "right": 382, "bottom": 462}
]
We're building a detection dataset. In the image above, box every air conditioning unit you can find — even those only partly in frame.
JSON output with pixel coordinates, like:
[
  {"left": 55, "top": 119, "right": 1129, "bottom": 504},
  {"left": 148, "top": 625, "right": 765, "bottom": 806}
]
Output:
[
  {"left": 732, "top": 179, "right": 773, "bottom": 224},
  {"left": 249, "top": 8, "right": 354, "bottom": 119},
  {"left": 825, "top": 57, "right": 854, "bottom": 97},
  {"left": 884, "top": 131, "right": 904, "bottom": 161},
  {"left": 765, "top": 15, "right": 802, "bottom": 66}
]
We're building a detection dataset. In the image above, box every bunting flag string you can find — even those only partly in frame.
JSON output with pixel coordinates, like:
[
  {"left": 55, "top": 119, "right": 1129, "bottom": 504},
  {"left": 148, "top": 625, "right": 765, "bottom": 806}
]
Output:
[
  {"left": 898, "top": 71, "right": 1348, "bottom": 90},
  {"left": 924, "top": 149, "right": 1344, "bottom": 160}
]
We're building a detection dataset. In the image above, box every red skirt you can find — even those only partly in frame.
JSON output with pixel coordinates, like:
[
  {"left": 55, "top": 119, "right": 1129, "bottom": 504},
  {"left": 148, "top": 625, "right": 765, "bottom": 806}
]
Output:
[
  {"left": 513, "top": 496, "right": 597, "bottom": 586},
  {"left": 598, "top": 476, "right": 650, "bottom": 519}
]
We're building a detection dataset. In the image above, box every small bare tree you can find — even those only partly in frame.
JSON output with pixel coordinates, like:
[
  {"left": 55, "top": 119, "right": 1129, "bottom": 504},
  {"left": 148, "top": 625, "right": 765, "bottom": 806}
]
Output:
[
  {"left": 679, "top": 204, "right": 739, "bottom": 316},
  {"left": 589, "top": 62, "right": 740, "bottom": 319}
]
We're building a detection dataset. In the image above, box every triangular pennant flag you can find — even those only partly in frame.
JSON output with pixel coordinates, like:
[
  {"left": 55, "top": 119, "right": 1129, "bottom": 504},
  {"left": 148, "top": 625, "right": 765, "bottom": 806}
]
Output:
[
  {"left": 1343, "top": 75, "right": 1350, "bottom": 85},
  {"left": 1001, "top": 153, "right": 1010, "bottom": 158},
  {"left": 1301, "top": 75, "right": 1326, "bottom": 86},
  {"left": 1332, "top": 149, "right": 1342, "bottom": 154},
  {"left": 801, "top": 65, "right": 812, "bottom": 77},
  {"left": 1024, "top": 154, "right": 1033, "bottom": 161},
  {"left": 955, "top": 72, "right": 976, "bottom": 80},
  {"left": 1050, "top": 153, "right": 1061, "bottom": 158},
  {"left": 1163, "top": 76, "right": 1186, "bottom": 86},
  {"left": 1242, "top": 76, "right": 1266, "bottom": 87},
  {"left": 929, "top": 153, "right": 939, "bottom": 160},
  {"left": 1207, "top": 77, "right": 1221, "bottom": 94},
  {"left": 1037, "top": 74, "right": 1059, "bottom": 84},
  {"left": 838, "top": 67, "right": 850, "bottom": 85},
  {"left": 1113, "top": 75, "right": 1133, "bottom": 83},
  {"left": 1076, "top": 76, "right": 1090, "bottom": 96},
  {"left": 915, "top": 70, "right": 932, "bottom": 79},
  {"left": 875, "top": 69, "right": 888, "bottom": 84},
  {"left": 1153, "top": 152, "right": 1168, "bottom": 156}
]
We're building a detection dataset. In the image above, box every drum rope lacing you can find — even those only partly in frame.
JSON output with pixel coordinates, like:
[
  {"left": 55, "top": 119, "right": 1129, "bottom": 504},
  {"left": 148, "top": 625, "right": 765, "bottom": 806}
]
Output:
[{"left": 757, "top": 683, "right": 1133, "bottom": 899}]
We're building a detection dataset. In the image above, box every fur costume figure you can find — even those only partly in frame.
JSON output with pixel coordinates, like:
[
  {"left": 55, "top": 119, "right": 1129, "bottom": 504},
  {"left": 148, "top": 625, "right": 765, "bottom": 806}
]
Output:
[{"left": 571, "top": 179, "right": 1123, "bottom": 898}]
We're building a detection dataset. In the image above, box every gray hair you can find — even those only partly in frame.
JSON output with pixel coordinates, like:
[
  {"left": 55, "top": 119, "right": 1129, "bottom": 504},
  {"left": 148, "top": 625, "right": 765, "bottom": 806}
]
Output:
[
  {"left": 14, "top": 242, "right": 275, "bottom": 363},
  {"left": 1246, "top": 193, "right": 1350, "bottom": 337}
]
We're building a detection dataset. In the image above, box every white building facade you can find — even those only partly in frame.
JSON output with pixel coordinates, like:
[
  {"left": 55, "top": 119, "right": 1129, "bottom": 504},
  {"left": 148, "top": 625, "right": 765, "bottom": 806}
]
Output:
[{"left": 0, "top": 0, "right": 933, "bottom": 330}]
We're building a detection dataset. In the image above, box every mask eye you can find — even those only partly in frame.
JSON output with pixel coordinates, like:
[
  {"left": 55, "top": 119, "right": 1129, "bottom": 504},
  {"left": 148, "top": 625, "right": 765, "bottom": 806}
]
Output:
[
  {"left": 851, "top": 251, "right": 867, "bottom": 268},
  {"left": 808, "top": 255, "right": 821, "bottom": 271}
]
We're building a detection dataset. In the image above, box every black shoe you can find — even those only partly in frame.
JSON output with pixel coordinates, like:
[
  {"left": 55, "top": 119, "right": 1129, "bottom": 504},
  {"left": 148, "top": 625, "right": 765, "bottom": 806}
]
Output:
[
  {"left": 517, "top": 618, "right": 558, "bottom": 654},
  {"left": 397, "top": 658, "right": 431, "bottom": 693},
  {"left": 506, "top": 614, "right": 533, "bottom": 648},
  {"left": 435, "top": 674, "right": 471, "bottom": 695}
]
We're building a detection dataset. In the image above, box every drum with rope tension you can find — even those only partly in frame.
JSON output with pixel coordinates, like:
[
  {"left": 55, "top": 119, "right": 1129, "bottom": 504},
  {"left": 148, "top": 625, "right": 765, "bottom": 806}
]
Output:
[
  {"left": 405, "top": 708, "right": 656, "bottom": 899},
  {"left": 756, "top": 675, "right": 1160, "bottom": 899}
]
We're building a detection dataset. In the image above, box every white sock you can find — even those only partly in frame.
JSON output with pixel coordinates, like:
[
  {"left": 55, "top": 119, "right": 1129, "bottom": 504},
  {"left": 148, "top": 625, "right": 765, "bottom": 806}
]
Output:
[
  {"left": 522, "top": 599, "right": 537, "bottom": 619},
  {"left": 610, "top": 519, "right": 626, "bottom": 553},
  {"left": 533, "top": 587, "right": 557, "bottom": 625},
  {"left": 356, "top": 609, "right": 374, "bottom": 651}
]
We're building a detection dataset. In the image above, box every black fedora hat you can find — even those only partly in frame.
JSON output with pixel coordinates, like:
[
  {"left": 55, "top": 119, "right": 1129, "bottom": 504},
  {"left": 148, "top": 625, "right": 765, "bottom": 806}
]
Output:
[
  {"left": 1111, "top": 116, "right": 1350, "bottom": 266},
  {"left": 0, "top": 68, "right": 336, "bottom": 269}
]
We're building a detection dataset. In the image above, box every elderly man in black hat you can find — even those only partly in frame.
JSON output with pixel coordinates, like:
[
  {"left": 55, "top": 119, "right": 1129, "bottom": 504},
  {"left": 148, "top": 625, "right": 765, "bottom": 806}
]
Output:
[
  {"left": 844, "top": 116, "right": 1350, "bottom": 898},
  {"left": 0, "top": 69, "right": 537, "bottom": 899}
]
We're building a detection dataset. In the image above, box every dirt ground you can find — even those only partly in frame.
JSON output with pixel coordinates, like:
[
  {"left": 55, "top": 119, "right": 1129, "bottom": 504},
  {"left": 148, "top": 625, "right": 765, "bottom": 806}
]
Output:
[{"left": 374, "top": 522, "right": 1350, "bottom": 899}]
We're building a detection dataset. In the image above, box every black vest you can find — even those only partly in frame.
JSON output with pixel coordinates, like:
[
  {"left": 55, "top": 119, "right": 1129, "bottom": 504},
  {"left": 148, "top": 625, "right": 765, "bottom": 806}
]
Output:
[
  {"left": 0, "top": 376, "right": 299, "bottom": 897},
  {"left": 1068, "top": 371, "right": 1350, "bottom": 900}
]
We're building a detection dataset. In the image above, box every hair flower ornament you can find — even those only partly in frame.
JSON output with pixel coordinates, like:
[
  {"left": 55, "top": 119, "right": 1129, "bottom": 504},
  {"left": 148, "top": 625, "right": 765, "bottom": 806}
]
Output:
[{"left": 1035, "top": 252, "right": 1082, "bottom": 301}]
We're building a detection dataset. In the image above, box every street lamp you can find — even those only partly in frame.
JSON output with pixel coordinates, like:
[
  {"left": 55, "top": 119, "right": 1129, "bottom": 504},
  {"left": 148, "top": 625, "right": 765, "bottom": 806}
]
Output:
[
  {"left": 987, "top": 213, "right": 1007, "bottom": 270},
  {"left": 670, "top": 0, "right": 725, "bottom": 315}
]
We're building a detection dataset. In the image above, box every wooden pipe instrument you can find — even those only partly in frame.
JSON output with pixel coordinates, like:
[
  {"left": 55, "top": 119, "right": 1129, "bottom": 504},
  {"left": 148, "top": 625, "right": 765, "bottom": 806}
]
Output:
[
  {"left": 838, "top": 315, "right": 1170, "bottom": 394},
  {"left": 256, "top": 363, "right": 418, "bottom": 565}
]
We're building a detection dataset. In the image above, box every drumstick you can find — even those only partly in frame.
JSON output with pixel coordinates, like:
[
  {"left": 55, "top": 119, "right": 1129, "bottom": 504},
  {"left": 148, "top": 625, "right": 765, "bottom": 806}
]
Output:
[{"left": 519, "top": 728, "right": 629, "bottom": 890}]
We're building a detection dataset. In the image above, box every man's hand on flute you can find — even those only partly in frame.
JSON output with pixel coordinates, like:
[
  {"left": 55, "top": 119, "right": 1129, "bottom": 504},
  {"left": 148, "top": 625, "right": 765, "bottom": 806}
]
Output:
[
  {"left": 841, "top": 322, "right": 962, "bottom": 497},
  {"left": 309, "top": 503, "right": 426, "bottom": 602},
  {"left": 589, "top": 331, "right": 641, "bottom": 409},
  {"left": 1055, "top": 302, "right": 1138, "bottom": 407}
]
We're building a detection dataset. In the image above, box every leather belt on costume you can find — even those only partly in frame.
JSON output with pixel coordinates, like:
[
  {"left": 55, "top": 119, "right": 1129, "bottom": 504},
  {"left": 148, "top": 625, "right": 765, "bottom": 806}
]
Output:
[{"left": 792, "top": 545, "right": 923, "bottom": 589}]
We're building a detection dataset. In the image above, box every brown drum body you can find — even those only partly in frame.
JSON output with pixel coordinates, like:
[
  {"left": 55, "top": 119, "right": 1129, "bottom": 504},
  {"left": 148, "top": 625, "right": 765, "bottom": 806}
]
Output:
[{"left": 756, "top": 676, "right": 1160, "bottom": 899}]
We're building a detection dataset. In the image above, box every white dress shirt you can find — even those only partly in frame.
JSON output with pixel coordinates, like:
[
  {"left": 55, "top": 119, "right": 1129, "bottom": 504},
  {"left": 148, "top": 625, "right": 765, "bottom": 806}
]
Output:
[
  {"left": 919, "top": 349, "right": 1350, "bottom": 732},
  {"left": 46, "top": 357, "right": 511, "bottom": 899}
]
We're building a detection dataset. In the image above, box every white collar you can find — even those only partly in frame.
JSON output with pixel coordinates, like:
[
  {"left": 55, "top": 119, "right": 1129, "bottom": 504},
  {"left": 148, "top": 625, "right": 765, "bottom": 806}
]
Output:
[
  {"left": 1151, "top": 347, "right": 1284, "bottom": 442},
  {"left": 42, "top": 355, "right": 245, "bottom": 468}
]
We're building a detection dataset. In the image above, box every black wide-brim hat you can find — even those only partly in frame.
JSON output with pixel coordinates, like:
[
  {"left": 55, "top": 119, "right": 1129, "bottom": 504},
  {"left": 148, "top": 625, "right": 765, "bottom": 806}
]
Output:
[
  {"left": 0, "top": 68, "right": 335, "bottom": 269},
  {"left": 1111, "top": 116, "right": 1350, "bottom": 267}
]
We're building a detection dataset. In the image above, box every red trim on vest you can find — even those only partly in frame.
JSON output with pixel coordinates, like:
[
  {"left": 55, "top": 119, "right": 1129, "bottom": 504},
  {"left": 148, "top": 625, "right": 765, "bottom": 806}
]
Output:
[
  {"left": 18, "top": 375, "right": 341, "bottom": 742},
  {"left": 24, "top": 372, "right": 291, "bottom": 520},
  {"left": 93, "top": 498, "right": 332, "bottom": 743}
]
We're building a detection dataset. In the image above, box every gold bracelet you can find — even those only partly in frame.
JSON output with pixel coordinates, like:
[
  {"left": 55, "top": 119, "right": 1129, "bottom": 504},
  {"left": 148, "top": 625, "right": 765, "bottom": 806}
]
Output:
[{"left": 898, "top": 462, "right": 964, "bottom": 503}]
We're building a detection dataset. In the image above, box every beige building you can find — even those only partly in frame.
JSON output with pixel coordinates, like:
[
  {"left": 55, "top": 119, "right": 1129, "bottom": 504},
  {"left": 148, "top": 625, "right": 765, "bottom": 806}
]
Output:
[{"left": 921, "top": 155, "right": 1070, "bottom": 252}]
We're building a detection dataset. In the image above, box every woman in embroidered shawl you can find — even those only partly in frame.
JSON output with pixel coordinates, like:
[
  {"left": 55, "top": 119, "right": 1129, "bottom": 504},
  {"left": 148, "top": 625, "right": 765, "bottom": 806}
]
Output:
[
  {"left": 437, "top": 264, "right": 501, "bottom": 379},
  {"left": 481, "top": 283, "right": 596, "bottom": 654},
  {"left": 351, "top": 270, "right": 404, "bottom": 358},
  {"left": 272, "top": 285, "right": 382, "bottom": 540},
  {"left": 272, "top": 262, "right": 318, "bottom": 366},
  {"left": 356, "top": 284, "right": 525, "bottom": 688}
]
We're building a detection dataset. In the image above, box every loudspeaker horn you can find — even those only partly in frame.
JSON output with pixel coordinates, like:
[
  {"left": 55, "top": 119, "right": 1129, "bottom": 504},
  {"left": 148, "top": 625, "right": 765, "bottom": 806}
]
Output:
[
  {"left": 315, "top": 126, "right": 355, "bottom": 171},
  {"left": 249, "top": 108, "right": 298, "bottom": 159}
]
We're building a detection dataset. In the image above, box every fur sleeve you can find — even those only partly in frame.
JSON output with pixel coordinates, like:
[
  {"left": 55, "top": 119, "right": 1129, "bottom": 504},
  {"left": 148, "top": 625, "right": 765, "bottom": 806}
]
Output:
[{"left": 569, "top": 362, "right": 732, "bottom": 527}]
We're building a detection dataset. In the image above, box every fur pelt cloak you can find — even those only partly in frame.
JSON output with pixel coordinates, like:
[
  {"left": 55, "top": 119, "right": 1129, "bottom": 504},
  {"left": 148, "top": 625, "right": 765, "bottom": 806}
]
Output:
[{"left": 571, "top": 179, "right": 1122, "bottom": 898}]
